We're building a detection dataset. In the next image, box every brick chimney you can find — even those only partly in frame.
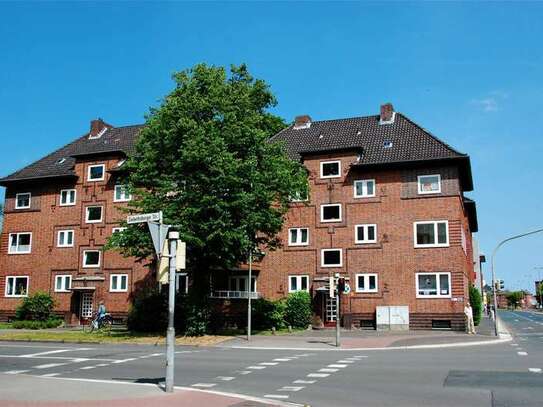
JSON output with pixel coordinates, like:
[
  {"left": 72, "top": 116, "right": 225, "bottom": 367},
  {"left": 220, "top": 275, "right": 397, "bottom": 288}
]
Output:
[
  {"left": 294, "top": 115, "right": 312, "bottom": 130},
  {"left": 379, "top": 103, "right": 395, "bottom": 124},
  {"left": 89, "top": 118, "right": 111, "bottom": 139}
]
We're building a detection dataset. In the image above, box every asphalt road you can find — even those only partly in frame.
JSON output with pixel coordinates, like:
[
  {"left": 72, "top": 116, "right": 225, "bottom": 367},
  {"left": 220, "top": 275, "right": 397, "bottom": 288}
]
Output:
[{"left": 1, "top": 310, "right": 542, "bottom": 407}]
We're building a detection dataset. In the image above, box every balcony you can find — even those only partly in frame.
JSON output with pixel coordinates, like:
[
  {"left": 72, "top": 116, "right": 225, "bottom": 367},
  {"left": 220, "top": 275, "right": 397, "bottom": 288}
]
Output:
[{"left": 210, "top": 290, "right": 261, "bottom": 299}]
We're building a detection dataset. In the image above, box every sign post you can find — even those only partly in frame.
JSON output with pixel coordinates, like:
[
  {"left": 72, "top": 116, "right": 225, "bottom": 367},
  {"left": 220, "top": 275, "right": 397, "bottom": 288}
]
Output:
[
  {"left": 165, "top": 231, "right": 178, "bottom": 393},
  {"left": 335, "top": 273, "right": 340, "bottom": 348}
]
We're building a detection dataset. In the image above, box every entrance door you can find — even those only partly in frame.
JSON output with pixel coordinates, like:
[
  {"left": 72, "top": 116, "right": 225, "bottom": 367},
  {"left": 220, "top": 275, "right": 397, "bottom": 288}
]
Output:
[
  {"left": 80, "top": 292, "right": 93, "bottom": 323},
  {"left": 325, "top": 296, "right": 337, "bottom": 323}
]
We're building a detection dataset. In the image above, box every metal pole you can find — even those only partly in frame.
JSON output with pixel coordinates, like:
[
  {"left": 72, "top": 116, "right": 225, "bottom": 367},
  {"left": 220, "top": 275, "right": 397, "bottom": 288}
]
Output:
[
  {"left": 247, "top": 250, "right": 252, "bottom": 341},
  {"left": 335, "top": 291, "right": 340, "bottom": 347},
  {"left": 490, "top": 228, "right": 543, "bottom": 336},
  {"left": 165, "top": 231, "right": 178, "bottom": 393},
  {"left": 535, "top": 267, "right": 543, "bottom": 309}
]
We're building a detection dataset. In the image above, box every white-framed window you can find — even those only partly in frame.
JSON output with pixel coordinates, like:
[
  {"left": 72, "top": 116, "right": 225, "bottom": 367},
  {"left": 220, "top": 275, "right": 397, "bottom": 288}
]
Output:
[
  {"left": 83, "top": 250, "right": 101, "bottom": 268},
  {"left": 60, "top": 189, "right": 76, "bottom": 206},
  {"left": 288, "top": 228, "right": 309, "bottom": 246},
  {"left": 320, "top": 160, "right": 341, "bottom": 179},
  {"left": 114, "top": 185, "right": 132, "bottom": 202},
  {"left": 110, "top": 274, "right": 128, "bottom": 292},
  {"left": 112, "top": 227, "right": 127, "bottom": 234},
  {"left": 54, "top": 275, "right": 72, "bottom": 292},
  {"left": 416, "top": 272, "right": 451, "bottom": 298},
  {"left": 321, "top": 249, "right": 342, "bottom": 267},
  {"left": 229, "top": 276, "right": 257, "bottom": 292},
  {"left": 85, "top": 206, "right": 103, "bottom": 223},
  {"left": 57, "top": 230, "right": 74, "bottom": 248},
  {"left": 5, "top": 276, "right": 29, "bottom": 297},
  {"left": 353, "top": 179, "right": 376, "bottom": 198},
  {"left": 417, "top": 174, "right": 441, "bottom": 195},
  {"left": 320, "top": 203, "right": 342, "bottom": 222},
  {"left": 288, "top": 275, "right": 309, "bottom": 292},
  {"left": 355, "top": 224, "right": 377, "bottom": 244},
  {"left": 87, "top": 164, "right": 105, "bottom": 181},
  {"left": 176, "top": 273, "right": 188, "bottom": 294},
  {"left": 8, "top": 233, "right": 32, "bottom": 254},
  {"left": 414, "top": 221, "right": 449, "bottom": 248},
  {"left": 15, "top": 193, "right": 31, "bottom": 209},
  {"left": 289, "top": 187, "right": 309, "bottom": 202},
  {"left": 355, "top": 273, "right": 378, "bottom": 293}
]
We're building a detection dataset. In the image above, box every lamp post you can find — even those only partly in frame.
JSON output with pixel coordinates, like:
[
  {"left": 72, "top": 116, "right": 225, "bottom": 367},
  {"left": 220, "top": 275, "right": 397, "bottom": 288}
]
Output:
[
  {"left": 535, "top": 267, "right": 543, "bottom": 309},
  {"left": 490, "top": 228, "right": 543, "bottom": 336}
]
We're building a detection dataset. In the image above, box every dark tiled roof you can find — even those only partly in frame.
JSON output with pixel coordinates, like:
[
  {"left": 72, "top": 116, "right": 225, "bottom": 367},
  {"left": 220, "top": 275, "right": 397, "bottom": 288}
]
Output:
[
  {"left": 0, "top": 125, "right": 144, "bottom": 184},
  {"left": 271, "top": 113, "right": 467, "bottom": 164}
]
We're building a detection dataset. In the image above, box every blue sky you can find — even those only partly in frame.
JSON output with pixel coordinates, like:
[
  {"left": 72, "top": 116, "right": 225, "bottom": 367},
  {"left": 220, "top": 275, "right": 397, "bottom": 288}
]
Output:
[{"left": 1, "top": 2, "right": 542, "bottom": 292}]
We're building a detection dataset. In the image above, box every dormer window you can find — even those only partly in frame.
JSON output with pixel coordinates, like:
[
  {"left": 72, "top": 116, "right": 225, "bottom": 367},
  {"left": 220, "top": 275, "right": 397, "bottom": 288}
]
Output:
[
  {"left": 320, "top": 160, "right": 341, "bottom": 179},
  {"left": 89, "top": 127, "right": 108, "bottom": 140},
  {"left": 87, "top": 164, "right": 105, "bottom": 182}
]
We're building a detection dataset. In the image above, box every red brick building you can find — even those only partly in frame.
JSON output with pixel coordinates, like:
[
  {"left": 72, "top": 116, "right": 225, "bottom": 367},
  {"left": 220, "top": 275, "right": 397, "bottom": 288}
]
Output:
[{"left": 0, "top": 104, "right": 478, "bottom": 330}]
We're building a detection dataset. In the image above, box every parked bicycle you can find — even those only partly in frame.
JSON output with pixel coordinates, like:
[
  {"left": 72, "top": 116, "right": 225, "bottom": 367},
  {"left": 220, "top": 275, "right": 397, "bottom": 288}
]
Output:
[{"left": 89, "top": 312, "right": 113, "bottom": 333}]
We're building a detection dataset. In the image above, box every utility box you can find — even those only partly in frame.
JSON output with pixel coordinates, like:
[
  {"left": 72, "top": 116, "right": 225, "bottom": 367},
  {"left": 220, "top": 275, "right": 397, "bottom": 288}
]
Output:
[{"left": 376, "top": 306, "right": 409, "bottom": 331}]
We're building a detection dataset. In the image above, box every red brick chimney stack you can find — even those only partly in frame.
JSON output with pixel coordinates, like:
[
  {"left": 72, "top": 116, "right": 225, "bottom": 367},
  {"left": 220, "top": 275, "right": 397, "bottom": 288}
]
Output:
[
  {"left": 294, "top": 115, "right": 312, "bottom": 130},
  {"left": 379, "top": 103, "right": 395, "bottom": 124},
  {"left": 89, "top": 118, "right": 111, "bottom": 138}
]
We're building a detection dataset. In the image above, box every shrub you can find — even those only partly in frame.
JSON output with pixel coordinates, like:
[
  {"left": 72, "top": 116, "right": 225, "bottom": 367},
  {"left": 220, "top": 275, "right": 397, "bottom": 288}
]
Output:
[
  {"left": 252, "top": 298, "right": 286, "bottom": 330},
  {"left": 12, "top": 318, "right": 63, "bottom": 330},
  {"left": 284, "top": 291, "right": 312, "bottom": 329},
  {"left": 469, "top": 285, "right": 483, "bottom": 326},
  {"left": 15, "top": 291, "right": 56, "bottom": 321}
]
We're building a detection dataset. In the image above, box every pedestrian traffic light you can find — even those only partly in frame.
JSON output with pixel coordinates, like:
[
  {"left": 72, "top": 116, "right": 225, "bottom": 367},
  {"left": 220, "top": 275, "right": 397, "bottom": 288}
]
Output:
[{"left": 499, "top": 280, "right": 505, "bottom": 290}]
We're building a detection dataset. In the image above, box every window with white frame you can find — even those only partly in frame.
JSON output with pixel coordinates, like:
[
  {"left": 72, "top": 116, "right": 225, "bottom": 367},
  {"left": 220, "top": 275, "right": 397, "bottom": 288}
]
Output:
[
  {"left": 112, "top": 227, "right": 127, "bottom": 234},
  {"left": 288, "top": 228, "right": 309, "bottom": 246},
  {"left": 229, "top": 276, "right": 256, "bottom": 292},
  {"left": 57, "top": 230, "right": 74, "bottom": 247},
  {"left": 355, "top": 224, "right": 377, "bottom": 244},
  {"left": 5, "top": 276, "right": 29, "bottom": 297},
  {"left": 417, "top": 174, "right": 441, "bottom": 194},
  {"left": 416, "top": 272, "right": 451, "bottom": 298},
  {"left": 83, "top": 250, "right": 101, "bottom": 268},
  {"left": 110, "top": 274, "right": 128, "bottom": 292},
  {"left": 354, "top": 179, "right": 376, "bottom": 198},
  {"left": 321, "top": 249, "right": 342, "bottom": 267},
  {"left": 320, "top": 160, "right": 341, "bottom": 179},
  {"left": 289, "top": 186, "right": 309, "bottom": 202},
  {"left": 55, "top": 275, "right": 72, "bottom": 292},
  {"left": 356, "top": 274, "right": 378, "bottom": 293},
  {"left": 87, "top": 164, "right": 105, "bottom": 181},
  {"left": 15, "top": 193, "right": 31, "bottom": 209},
  {"left": 85, "top": 206, "right": 103, "bottom": 223},
  {"left": 175, "top": 273, "right": 188, "bottom": 294},
  {"left": 414, "top": 221, "right": 449, "bottom": 247},
  {"left": 114, "top": 185, "right": 132, "bottom": 202},
  {"left": 288, "top": 275, "right": 309, "bottom": 292},
  {"left": 8, "top": 233, "right": 32, "bottom": 254},
  {"left": 60, "top": 189, "right": 76, "bottom": 206},
  {"left": 321, "top": 204, "right": 342, "bottom": 222}
]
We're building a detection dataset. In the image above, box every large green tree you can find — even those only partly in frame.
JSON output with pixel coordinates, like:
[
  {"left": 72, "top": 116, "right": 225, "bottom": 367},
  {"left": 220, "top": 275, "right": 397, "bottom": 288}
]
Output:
[{"left": 109, "top": 63, "right": 307, "bottom": 298}]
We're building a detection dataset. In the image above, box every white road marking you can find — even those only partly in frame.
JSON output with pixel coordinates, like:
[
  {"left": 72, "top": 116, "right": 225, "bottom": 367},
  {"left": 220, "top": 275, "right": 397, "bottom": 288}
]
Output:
[
  {"left": 336, "top": 360, "right": 355, "bottom": 363},
  {"left": 80, "top": 366, "right": 97, "bottom": 370},
  {"left": 217, "top": 376, "right": 235, "bottom": 381},
  {"left": 95, "top": 364, "right": 109, "bottom": 367},
  {"left": 3, "top": 370, "right": 30, "bottom": 374},
  {"left": 328, "top": 364, "right": 348, "bottom": 368},
  {"left": 294, "top": 353, "right": 313, "bottom": 357},
  {"left": 308, "top": 373, "right": 329, "bottom": 378},
  {"left": 264, "top": 395, "right": 289, "bottom": 399},
  {"left": 112, "top": 358, "right": 136, "bottom": 364},
  {"left": 191, "top": 383, "right": 216, "bottom": 388},
  {"left": 353, "top": 355, "right": 368, "bottom": 358},
  {"left": 260, "top": 362, "right": 278, "bottom": 366},
  {"left": 319, "top": 368, "right": 338, "bottom": 373},
  {"left": 273, "top": 358, "right": 291, "bottom": 362},
  {"left": 279, "top": 386, "right": 304, "bottom": 392},
  {"left": 237, "top": 371, "right": 252, "bottom": 375},
  {"left": 529, "top": 368, "right": 542, "bottom": 373},
  {"left": 518, "top": 352, "right": 528, "bottom": 356},
  {"left": 33, "top": 363, "right": 67, "bottom": 369},
  {"left": 248, "top": 366, "right": 266, "bottom": 370},
  {"left": 20, "top": 349, "right": 72, "bottom": 358},
  {"left": 294, "top": 379, "right": 316, "bottom": 384},
  {"left": 510, "top": 343, "right": 518, "bottom": 346},
  {"left": 40, "top": 373, "right": 60, "bottom": 377}
]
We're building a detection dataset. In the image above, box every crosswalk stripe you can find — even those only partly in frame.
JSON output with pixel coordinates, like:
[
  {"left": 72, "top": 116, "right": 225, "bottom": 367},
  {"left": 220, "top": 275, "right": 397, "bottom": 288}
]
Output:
[
  {"left": 308, "top": 373, "right": 329, "bottom": 378},
  {"left": 191, "top": 383, "right": 216, "bottom": 388},
  {"left": 33, "top": 363, "right": 67, "bottom": 369}
]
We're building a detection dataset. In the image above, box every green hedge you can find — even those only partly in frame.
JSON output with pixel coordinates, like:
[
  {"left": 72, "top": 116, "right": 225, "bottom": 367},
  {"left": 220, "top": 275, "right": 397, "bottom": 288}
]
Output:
[
  {"left": 252, "top": 298, "right": 286, "bottom": 330},
  {"left": 469, "top": 285, "right": 483, "bottom": 326},
  {"left": 15, "top": 291, "right": 56, "bottom": 321},
  {"left": 284, "top": 291, "right": 312, "bottom": 329},
  {"left": 12, "top": 318, "right": 63, "bottom": 330}
]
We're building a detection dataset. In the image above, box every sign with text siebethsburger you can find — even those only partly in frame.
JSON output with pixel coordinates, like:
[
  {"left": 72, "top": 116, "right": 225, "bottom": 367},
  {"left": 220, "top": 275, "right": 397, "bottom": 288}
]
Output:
[{"left": 127, "top": 212, "right": 161, "bottom": 224}]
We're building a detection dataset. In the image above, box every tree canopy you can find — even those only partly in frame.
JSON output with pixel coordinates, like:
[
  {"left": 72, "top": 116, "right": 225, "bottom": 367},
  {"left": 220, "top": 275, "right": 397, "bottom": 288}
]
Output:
[{"left": 109, "top": 64, "right": 307, "bottom": 278}]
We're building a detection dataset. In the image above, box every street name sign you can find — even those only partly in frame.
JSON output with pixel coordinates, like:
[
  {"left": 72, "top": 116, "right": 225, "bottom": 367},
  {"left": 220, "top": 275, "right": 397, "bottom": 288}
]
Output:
[{"left": 127, "top": 212, "right": 161, "bottom": 224}]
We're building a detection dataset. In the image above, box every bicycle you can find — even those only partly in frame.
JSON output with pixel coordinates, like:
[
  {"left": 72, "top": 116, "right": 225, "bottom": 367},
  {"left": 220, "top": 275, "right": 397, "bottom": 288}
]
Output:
[{"left": 89, "top": 312, "right": 113, "bottom": 333}]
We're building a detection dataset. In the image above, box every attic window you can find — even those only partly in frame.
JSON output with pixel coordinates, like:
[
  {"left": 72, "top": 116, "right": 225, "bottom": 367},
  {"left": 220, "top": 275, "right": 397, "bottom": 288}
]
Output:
[
  {"left": 56, "top": 158, "right": 66, "bottom": 165},
  {"left": 384, "top": 141, "right": 393, "bottom": 149}
]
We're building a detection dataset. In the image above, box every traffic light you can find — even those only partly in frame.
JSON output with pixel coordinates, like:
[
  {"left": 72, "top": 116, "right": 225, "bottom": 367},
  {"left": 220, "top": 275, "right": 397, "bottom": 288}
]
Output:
[
  {"left": 337, "top": 278, "right": 346, "bottom": 294},
  {"left": 494, "top": 280, "right": 505, "bottom": 291},
  {"left": 500, "top": 280, "right": 505, "bottom": 290}
]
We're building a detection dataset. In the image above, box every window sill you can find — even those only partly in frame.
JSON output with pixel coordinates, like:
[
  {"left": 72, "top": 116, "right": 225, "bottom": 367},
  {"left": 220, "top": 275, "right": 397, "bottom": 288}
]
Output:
[
  {"left": 8, "top": 252, "right": 32, "bottom": 255},
  {"left": 414, "top": 244, "right": 450, "bottom": 249}
]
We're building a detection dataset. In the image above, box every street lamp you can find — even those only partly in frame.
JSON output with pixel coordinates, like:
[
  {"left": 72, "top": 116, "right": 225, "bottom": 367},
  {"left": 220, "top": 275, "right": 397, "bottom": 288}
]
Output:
[
  {"left": 491, "top": 228, "right": 543, "bottom": 336},
  {"left": 535, "top": 267, "right": 543, "bottom": 309}
]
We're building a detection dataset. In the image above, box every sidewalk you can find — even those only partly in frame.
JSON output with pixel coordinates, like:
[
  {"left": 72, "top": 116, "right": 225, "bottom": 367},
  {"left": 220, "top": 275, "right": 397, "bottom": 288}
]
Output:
[
  {"left": 0, "top": 374, "right": 286, "bottom": 407},
  {"left": 221, "top": 316, "right": 504, "bottom": 350}
]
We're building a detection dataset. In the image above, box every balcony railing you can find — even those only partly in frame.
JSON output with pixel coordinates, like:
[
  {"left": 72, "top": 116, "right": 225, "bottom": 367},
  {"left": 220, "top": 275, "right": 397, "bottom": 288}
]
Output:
[{"left": 210, "top": 290, "right": 261, "bottom": 299}]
